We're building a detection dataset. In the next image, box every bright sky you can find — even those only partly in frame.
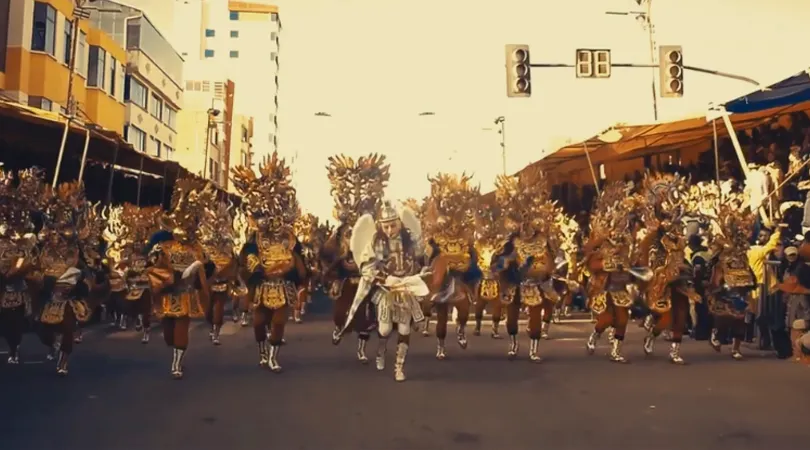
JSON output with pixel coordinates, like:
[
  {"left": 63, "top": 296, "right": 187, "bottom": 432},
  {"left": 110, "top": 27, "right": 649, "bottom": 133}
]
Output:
[{"left": 259, "top": 0, "right": 810, "bottom": 220}]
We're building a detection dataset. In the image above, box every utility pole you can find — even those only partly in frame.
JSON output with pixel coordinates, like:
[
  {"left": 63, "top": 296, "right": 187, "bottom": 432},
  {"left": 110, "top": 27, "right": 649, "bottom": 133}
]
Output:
[
  {"left": 606, "top": 0, "right": 658, "bottom": 121},
  {"left": 52, "top": 0, "right": 89, "bottom": 188},
  {"left": 495, "top": 116, "right": 506, "bottom": 175}
]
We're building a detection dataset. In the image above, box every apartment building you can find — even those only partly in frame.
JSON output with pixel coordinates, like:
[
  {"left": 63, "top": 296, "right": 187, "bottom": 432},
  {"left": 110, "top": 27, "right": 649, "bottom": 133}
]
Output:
[
  {"left": 89, "top": 0, "right": 183, "bottom": 160},
  {"left": 175, "top": 60, "right": 235, "bottom": 187},
  {"left": 174, "top": 0, "right": 280, "bottom": 160},
  {"left": 1, "top": 0, "right": 127, "bottom": 134}
]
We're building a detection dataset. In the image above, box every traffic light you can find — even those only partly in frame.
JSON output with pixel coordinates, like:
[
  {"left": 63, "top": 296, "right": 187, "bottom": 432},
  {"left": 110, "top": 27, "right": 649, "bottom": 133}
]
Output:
[
  {"left": 659, "top": 45, "right": 683, "bottom": 97},
  {"left": 505, "top": 44, "right": 531, "bottom": 97}
]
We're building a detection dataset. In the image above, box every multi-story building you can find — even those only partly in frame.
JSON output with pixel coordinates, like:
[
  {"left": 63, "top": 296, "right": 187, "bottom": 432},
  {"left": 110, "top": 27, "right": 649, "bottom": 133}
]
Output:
[
  {"left": 230, "top": 112, "right": 252, "bottom": 170},
  {"left": 175, "top": 59, "right": 236, "bottom": 187},
  {"left": 89, "top": 0, "right": 183, "bottom": 160},
  {"left": 173, "top": 0, "right": 280, "bottom": 160},
  {"left": 1, "top": 0, "right": 127, "bottom": 134}
]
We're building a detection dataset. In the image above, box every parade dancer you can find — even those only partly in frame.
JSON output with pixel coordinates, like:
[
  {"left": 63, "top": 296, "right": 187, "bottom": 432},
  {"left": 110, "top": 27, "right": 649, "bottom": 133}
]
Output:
[
  {"left": 198, "top": 192, "right": 238, "bottom": 346},
  {"left": 321, "top": 154, "right": 389, "bottom": 362},
  {"left": 584, "top": 181, "right": 655, "bottom": 363},
  {"left": 145, "top": 179, "right": 211, "bottom": 379},
  {"left": 341, "top": 201, "right": 427, "bottom": 381},
  {"left": 0, "top": 168, "right": 38, "bottom": 364},
  {"left": 231, "top": 153, "right": 308, "bottom": 372},
  {"left": 422, "top": 172, "right": 482, "bottom": 359},
  {"left": 491, "top": 170, "right": 564, "bottom": 361},
  {"left": 472, "top": 201, "right": 505, "bottom": 338},
  {"left": 74, "top": 202, "right": 110, "bottom": 344},
  {"left": 638, "top": 174, "right": 701, "bottom": 364},
  {"left": 292, "top": 213, "right": 330, "bottom": 324},
  {"left": 36, "top": 181, "right": 101, "bottom": 375},
  {"left": 103, "top": 205, "right": 161, "bottom": 338},
  {"left": 705, "top": 190, "right": 771, "bottom": 360}
]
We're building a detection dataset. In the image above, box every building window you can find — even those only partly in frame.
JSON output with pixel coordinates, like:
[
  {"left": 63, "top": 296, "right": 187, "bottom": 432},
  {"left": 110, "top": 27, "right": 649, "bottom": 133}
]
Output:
[
  {"left": 150, "top": 136, "right": 162, "bottom": 158},
  {"left": 63, "top": 19, "right": 72, "bottom": 65},
  {"left": 109, "top": 57, "right": 117, "bottom": 96},
  {"left": 205, "top": 29, "right": 215, "bottom": 37},
  {"left": 150, "top": 94, "right": 163, "bottom": 120},
  {"left": 163, "top": 104, "right": 177, "bottom": 129},
  {"left": 163, "top": 145, "right": 174, "bottom": 160},
  {"left": 271, "top": 13, "right": 278, "bottom": 22},
  {"left": 229, "top": 50, "right": 239, "bottom": 58},
  {"left": 31, "top": 2, "right": 56, "bottom": 55},
  {"left": 125, "top": 75, "right": 148, "bottom": 109},
  {"left": 127, "top": 125, "right": 147, "bottom": 151},
  {"left": 230, "top": 30, "right": 239, "bottom": 38},
  {"left": 0, "top": 0, "right": 8, "bottom": 72},
  {"left": 229, "top": 11, "right": 239, "bottom": 20},
  {"left": 77, "top": 31, "right": 87, "bottom": 76},
  {"left": 270, "top": 32, "right": 277, "bottom": 40},
  {"left": 204, "top": 49, "right": 214, "bottom": 58},
  {"left": 28, "top": 96, "right": 52, "bottom": 111},
  {"left": 88, "top": 46, "right": 107, "bottom": 89}
]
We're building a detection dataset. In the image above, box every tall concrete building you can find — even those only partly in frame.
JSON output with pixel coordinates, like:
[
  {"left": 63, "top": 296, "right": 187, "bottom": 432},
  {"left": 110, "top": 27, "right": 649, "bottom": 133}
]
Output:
[
  {"left": 174, "top": 0, "right": 280, "bottom": 160},
  {"left": 1, "top": 0, "right": 128, "bottom": 134},
  {"left": 89, "top": 0, "right": 184, "bottom": 160}
]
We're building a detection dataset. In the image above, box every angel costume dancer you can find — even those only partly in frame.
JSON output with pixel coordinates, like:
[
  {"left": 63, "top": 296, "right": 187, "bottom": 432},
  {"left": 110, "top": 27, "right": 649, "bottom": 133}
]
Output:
[
  {"left": 341, "top": 201, "right": 427, "bottom": 381},
  {"left": 321, "top": 154, "right": 389, "bottom": 362}
]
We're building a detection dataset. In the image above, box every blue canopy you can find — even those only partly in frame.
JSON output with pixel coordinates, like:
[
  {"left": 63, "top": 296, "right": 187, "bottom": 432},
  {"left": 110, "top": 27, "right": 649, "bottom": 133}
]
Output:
[{"left": 724, "top": 70, "right": 810, "bottom": 114}]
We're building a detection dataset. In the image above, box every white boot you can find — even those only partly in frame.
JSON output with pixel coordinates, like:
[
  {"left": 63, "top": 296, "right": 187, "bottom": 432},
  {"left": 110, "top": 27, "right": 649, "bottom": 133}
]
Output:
[
  {"left": 436, "top": 337, "right": 447, "bottom": 360},
  {"left": 268, "top": 345, "right": 282, "bottom": 372},
  {"left": 394, "top": 342, "right": 408, "bottom": 382},
  {"left": 643, "top": 330, "right": 656, "bottom": 356},
  {"left": 507, "top": 335, "right": 519, "bottom": 359},
  {"left": 586, "top": 330, "right": 601, "bottom": 355},
  {"left": 56, "top": 351, "right": 69, "bottom": 376},
  {"left": 375, "top": 338, "right": 388, "bottom": 370},
  {"left": 609, "top": 338, "right": 627, "bottom": 363},
  {"left": 171, "top": 348, "right": 185, "bottom": 379},
  {"left": 529, "top": 338, "right": 542, "bottom": 362},
  {"left": 669, "top": 342, "right": 685, "bottom": 364},
  {"left": 356, "top": 338, "right": 368, "bottom": 363},
  {"left": 258, "top": 341, "right": 269, "bottom": 366},
  {"left": 540, "top": 321, "right": 550, "bottom": 340},
  {"left": 731, "top": 338, "right": 743, "bottom": 360}
]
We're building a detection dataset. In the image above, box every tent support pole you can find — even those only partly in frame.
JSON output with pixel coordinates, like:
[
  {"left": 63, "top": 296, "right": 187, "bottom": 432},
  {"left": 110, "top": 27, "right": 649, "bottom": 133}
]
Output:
[
  {"left": 583, "top": 142, "right": 601, "bottom": 196},
  {"left": 721, "top": 113, "right": 749, "bottom": 178},
  {"left": 105, "top": 143, "right": 118, "bottom": 205},
  {"left": 136, "top": 154, "right": 144, "bottom": 206},
  {"left": 712, "top": 119, "right": 720, "bottom": 183}
]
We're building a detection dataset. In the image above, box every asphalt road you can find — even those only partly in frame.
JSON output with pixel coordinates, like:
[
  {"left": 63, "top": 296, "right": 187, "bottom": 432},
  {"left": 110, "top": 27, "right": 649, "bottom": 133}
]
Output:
[{"left": 1, "top": 314, "right": 808, "bottom": 450}]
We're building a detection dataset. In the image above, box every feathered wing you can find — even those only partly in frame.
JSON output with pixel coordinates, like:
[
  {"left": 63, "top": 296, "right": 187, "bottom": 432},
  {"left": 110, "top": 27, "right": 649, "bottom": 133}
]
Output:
[
  {"left": 400, "top": 206, "right": 422, "bottom": 242},
  {"left": 350, "top": 213, "right": 377, "bottom": 267}
]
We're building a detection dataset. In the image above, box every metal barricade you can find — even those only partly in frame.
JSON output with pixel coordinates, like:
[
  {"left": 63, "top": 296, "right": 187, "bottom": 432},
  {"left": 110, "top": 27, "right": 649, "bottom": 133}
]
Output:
[{"left": 756, "top": 260, "right": 787, "bottom": 349}]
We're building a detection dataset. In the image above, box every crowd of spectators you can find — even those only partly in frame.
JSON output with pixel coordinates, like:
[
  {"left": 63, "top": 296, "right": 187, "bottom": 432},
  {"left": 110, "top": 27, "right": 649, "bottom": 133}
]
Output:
[{"left": 550, "top": 111, "right": 810, "bottom": 361}]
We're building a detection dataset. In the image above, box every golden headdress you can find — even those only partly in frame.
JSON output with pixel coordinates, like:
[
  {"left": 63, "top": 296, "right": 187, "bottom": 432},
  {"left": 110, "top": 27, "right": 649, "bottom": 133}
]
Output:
[
  {"left": 423, "top": 172, "right": 479, "bottom": 240},
  {"left": 0, "top": 168, "right": 38, "bottom": 236},
  {"left": 197, "top": 185, "right": 236, "bottom": 254},
  {"left": 295, "top": 212, "right": 334, "bottom": 267},
  {"left": 710, "top": 189, "right": 756, "bottom": 288},
  {"left": 588, "top": 181, "right": 639, "bottom": 242},
  {"left": 401, "top": 198, "right": 427, "bottom": 222},
  {"left": 77, "top": 201, "right": 106, "bottom": 263},
  {"left": 494, "top": 167, "right": 557, "bottom": 236},
  {"left": 231, "top": 151, "right": 298, "bottom": 228},
  {"left": 104, "top": 204, "right": 162, "bottom": 258},
  {"left": 42, "top": 181, "right": 86, "bottom": 235},
  {"left": 164, "top": 177, "right": 207, "bottom": 235},
  {"left": 327, "top": 153, "right": 390, "bottom": 224}
]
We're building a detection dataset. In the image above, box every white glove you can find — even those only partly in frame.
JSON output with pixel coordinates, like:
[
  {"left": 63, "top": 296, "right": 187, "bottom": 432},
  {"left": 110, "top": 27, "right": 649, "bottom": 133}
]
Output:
[{"left": 182, "top": 260, "right": 203, "bottom": 280}]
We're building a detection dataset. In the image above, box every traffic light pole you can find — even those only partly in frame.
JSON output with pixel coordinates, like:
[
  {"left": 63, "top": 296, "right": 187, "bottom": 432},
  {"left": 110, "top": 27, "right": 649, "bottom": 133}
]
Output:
[{"left": 528, "top": 62, "right": 761, "bottom": 87}]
